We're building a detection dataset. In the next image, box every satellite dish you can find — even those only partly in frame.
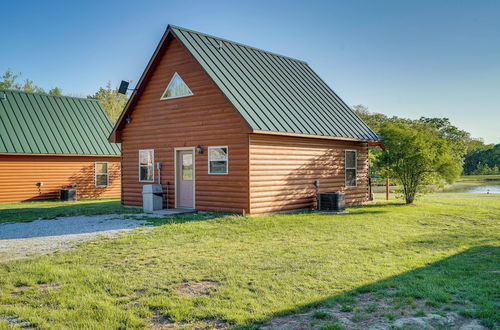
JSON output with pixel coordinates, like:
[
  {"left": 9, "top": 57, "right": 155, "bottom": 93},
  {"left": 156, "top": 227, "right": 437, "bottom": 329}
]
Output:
[{"left": 118, "top": 80, "right": 130, "bottom": 95}]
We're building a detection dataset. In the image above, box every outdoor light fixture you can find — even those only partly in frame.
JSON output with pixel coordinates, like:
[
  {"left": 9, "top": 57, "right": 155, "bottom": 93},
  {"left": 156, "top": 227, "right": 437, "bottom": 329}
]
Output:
[
  {"left": 196, "top": 144, "right": 203, "bottom": 154},
  {"left": 126, "top": 116, "right": 132, "bottom": 124}
]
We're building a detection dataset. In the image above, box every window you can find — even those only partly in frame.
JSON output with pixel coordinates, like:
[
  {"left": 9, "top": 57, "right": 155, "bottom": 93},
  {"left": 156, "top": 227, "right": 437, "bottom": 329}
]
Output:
[
  {"left": 160, "top": 72, "right": 193, "bottom": 100},
  {"left": 95, "top": 162, "right": 108, "bottom": 187},
  {"left": 208, "top": 146, "right": 228, "bottom": 174},
  {"left": 139, "top": 149, "right": 154, "bottom": 182},
  {"left": 345, "top": 150, "right": 357, "bottom": 187}
]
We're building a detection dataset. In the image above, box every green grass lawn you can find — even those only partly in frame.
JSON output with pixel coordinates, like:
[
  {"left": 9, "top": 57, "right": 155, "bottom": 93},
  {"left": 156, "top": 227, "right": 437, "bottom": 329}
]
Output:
[
  {"left": 0, "top": 198, "right": 142, "bottom": 224},
  {"left": 0, "top": 196, "right": 498, "bottom": 328}
]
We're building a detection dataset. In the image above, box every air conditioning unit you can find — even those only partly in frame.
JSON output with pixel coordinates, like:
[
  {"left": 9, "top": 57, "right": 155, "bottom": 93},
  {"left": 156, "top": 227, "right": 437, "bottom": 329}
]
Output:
[
  {"left": 317, "top": 192, "right": 345, "bottom": 212},
  {"left": 60, "top": 188, "right": 77, "bottom": 202}
]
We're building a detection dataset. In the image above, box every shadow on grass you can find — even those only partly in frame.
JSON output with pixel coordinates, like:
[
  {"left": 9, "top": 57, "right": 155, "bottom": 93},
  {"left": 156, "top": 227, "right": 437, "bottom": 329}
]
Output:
[
  {"left": 140, "top": 212, "right": 236, "bottom": 226},
  {"left": 253, "top": 246, "right": 499, "bottom": 329},
  {"left": 342, "top": 201, "right": 408, "bottom": 216}
]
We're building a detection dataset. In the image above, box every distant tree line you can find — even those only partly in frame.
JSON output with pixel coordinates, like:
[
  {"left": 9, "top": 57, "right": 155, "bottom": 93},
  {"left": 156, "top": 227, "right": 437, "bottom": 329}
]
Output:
[
  {"left": 463, "top": 144, "right": 499, "bottom": 175},
  {"left": 353, "top": 105, "right": 498, "bottom": 203},
  {"left": 0, "top": 69, "right": 62, "bottom": 96},
  {"left": 0, "top": 69, "right": 127, "bottom": 124},
  {"left": 353, "top": 105, "right": 499, "bottom": 176}
]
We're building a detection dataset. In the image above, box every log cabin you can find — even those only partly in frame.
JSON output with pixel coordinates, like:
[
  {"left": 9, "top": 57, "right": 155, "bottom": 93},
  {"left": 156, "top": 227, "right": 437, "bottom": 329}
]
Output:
[
  {"left": 109, "top": 25, "right": 379, "bottom": 214},
  {"left": 0, "top": 90, "right": 121, "bottom": 202}
]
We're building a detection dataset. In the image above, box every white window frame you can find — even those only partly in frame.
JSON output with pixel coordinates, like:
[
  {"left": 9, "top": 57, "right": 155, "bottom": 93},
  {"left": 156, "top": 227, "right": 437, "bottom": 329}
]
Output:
[
  {"left": 95, "top": 162, "right": 109, "bottom": 187},
  {"left": 345, "top": 150, "right": 357, "bottom": 188},
  {"left": 208, "top": 146, "right": 229, "bottom": 175},
  {"left": 160, "top": 72, "right": 194, "bottom": 100},
  {"left": 139, "top": 149, "right": 155, "bottom": 182}
]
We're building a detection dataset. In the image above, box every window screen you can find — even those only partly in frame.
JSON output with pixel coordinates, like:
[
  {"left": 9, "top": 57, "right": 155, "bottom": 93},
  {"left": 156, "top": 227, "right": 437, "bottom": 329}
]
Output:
[
  {"left": 345, "top": 150, "right": 357, "bottom": 187},
  {"left": 208, "top": 146, "right": 228, "bottom": 174},
  {"left": 139, "top": 150, "right": 154, "bottom": 182},
  {"left": 95, "top": 162, "right": 108, "bottom": 187}
]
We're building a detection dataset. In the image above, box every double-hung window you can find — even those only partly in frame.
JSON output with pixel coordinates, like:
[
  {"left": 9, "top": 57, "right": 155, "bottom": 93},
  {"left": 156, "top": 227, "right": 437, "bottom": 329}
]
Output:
[
  {"left": 345, "top": 150, "right": 357, "bottom": 187},
  {"left": 95, "top": 162, "right": 108, "bottom": 187},
  {"left": 208, "top": 146, "right": 228, "bottom": 174},
  {"left": 139, "top": 149, "right": 154, "bottom": 182}
]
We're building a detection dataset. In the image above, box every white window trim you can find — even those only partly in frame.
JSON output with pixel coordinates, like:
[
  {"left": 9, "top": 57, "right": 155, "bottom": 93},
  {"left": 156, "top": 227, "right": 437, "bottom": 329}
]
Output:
[
  {"left": 160, "top": 72, "right": 194, "bottom": 100},
  {"left": 95, "top": 162, "right": 109, "bottom": 187},
  {"left": 174, "top": 147, "right": 196, "bottom": 209},
  {"left": 139, "top": 149, "right": 155, "bottom": 182},
  {"left": 208, "top": 146, "right": 229, "bottom": 175},
  {"left": 345, "top": 149, "right": 357, "bottom": 188}
]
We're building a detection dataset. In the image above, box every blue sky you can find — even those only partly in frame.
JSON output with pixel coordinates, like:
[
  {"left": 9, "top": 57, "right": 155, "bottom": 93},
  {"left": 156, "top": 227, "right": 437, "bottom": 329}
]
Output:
[{"left": 1, "top": 0, "right": 499, "bottom": 143}]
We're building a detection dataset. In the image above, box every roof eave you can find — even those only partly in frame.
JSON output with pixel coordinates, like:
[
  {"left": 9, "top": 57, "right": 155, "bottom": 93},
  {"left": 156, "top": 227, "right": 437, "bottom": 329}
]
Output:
[
  {"left": 0, "top": 152, "right": 121, "bottom": 157},
  {"left": 251, "top": 130, "right": 380, "bottom": 144},
  {"left": 109, "top": 26, "right": 176, "bottom": 142}
]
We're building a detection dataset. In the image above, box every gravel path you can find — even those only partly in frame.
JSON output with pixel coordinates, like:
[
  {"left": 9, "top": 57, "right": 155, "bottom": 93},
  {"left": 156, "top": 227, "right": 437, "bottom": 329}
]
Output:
[{"left": 0, "top": 215, "right": 150, "bottom": 262}]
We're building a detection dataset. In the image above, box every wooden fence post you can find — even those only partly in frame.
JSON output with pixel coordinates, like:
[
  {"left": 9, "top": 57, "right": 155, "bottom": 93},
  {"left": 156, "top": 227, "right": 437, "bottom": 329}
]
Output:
[{"left": 386, "top": 177, "right": 390, "bottom": 200}]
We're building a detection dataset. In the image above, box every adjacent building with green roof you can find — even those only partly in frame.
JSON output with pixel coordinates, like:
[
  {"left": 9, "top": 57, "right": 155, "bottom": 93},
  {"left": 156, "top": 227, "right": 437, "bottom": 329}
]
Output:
[{"left": 0, "top": 90, "right": 121, "bottom": 202}]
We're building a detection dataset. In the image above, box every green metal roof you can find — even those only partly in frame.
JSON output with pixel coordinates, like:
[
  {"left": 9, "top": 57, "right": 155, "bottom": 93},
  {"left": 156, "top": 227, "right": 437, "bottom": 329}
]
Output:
[
  {"left": 0, "top": 90, "right": 120, "bottom": 155},
  {"left": 170, "top": 25, "right": 379, "bottom": 141}
]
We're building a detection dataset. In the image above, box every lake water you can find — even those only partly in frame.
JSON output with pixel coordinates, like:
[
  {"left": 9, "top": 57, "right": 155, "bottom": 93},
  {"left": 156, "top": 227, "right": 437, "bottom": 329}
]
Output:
[{"left": 463, "top": 185, "right": 500, "bottom": 194}]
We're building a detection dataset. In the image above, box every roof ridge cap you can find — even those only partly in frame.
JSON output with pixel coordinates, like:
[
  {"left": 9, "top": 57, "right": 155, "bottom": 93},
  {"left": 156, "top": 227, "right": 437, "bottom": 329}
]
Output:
[
  {"left": 169, "top": 25, "right": 308, "bottom": 64},
  {"left": 0, "top": 89, "right": 99, "bottom": 102}
]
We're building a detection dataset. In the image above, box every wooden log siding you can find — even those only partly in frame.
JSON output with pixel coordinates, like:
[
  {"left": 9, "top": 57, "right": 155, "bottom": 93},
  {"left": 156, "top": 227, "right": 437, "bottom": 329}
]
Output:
[
  {"left": 249, "top": 134, "right": 369, "bottom": 214},
  {"left": 119, "top": 37, "right": 250, "bottom": 213},
  {"left": 0, "top": 155, "right": 121, "bottom": 202}
]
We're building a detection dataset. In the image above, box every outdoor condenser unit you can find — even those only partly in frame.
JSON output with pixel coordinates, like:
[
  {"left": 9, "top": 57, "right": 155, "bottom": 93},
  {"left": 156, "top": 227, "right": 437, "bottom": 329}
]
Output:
[
  {"left": 60, "top": 188, "right": 77, "bottom": 202},
  {"left": 317, "top": 192, "right": 345, "bottom": 212}
]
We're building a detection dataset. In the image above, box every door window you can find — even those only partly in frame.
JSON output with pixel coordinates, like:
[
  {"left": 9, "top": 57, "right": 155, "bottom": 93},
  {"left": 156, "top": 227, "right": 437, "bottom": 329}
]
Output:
[{"left": 182, "top": 153, "right": 193, "bottom": 180}]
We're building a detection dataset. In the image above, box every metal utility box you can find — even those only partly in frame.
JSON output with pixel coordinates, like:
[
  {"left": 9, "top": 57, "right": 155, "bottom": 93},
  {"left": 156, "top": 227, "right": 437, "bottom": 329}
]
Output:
[
  {"left": 317, "top": 192, "right": 346, "bottom": 212},
  {"left": 60, "top": 189, "right": 77, "bottom": 202},
  {"left": 142, "top": 184, "right": 163, "bottom": 213}
]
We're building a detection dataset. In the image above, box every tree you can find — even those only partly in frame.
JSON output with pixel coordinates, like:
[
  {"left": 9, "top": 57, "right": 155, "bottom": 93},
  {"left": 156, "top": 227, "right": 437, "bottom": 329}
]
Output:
[
  {"left": 0, "top": 70, "right": 22, "bottom": 90},
  {"left": 463, "top": 144, "right": 500, "bottom": 175},
  {"left": 90, "top": 81, "right": 128, "bottom": 123},
  {"left": 21, "top": 79, "right": 45, "bottom": 93},
  {"left": 376, "top": 122, "right": 462, "bottom": 204},
  {"left": 466, "top": 138, "right": 490, "bottom": 154},
  {"left": 48, "top": 87, "right": 63, "bottom": 96},
  {"left": 352, "top": 105, "right": 419, "bottom": 178},
  {"left": 418, "top": 117, "right": 471, "bottom": 160}
]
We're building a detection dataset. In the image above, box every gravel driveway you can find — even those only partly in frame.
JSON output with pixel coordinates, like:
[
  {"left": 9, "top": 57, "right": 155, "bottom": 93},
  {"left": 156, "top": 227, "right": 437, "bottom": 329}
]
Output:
[{"left": 0, "top": 215, "right": 150, "bottom": 262}]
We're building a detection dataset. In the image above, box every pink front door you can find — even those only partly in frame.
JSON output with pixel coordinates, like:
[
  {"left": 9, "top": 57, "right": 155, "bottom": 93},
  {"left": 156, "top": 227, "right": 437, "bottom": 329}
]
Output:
[{"left": 176, "top": 150, "right": 194, "bottom": 208}]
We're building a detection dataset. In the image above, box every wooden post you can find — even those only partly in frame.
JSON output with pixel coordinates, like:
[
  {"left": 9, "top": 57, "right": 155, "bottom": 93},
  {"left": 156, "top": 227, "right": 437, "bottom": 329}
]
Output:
[{"left": 385, "top": 177, "right": 389, "bottom": 200}]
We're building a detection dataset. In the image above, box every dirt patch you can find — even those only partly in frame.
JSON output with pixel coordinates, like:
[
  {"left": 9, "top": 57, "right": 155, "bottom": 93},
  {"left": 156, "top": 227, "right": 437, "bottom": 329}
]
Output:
[
  {"left": 0, "top": 316, "right": 32, "bottom": 328},
  {"left": 9, "top": 284, "right": 29, "bottom": 296},
  {"left": 149, "top": 310, "right": 227, "bottom": 329},
  {"left": 9, "top": 283, "right": 60, "bottom": 298},
  {"left": 262, "top": 293, "right": 488, "bottom": 330},
  {"left": 37, "top": 283, "right": 60, "bottom": 290},
  {"left": 177, "top": 281, "right": 221, "bottom": 297},
  {"left": 9, "top": 290, "right": 23, "bottom": 297}
]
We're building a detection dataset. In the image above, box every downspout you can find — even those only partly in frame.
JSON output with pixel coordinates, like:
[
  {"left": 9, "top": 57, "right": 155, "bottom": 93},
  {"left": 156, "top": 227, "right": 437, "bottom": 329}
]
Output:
[{"left": 157, "top": 162, "right": 161, "bottom": 184}]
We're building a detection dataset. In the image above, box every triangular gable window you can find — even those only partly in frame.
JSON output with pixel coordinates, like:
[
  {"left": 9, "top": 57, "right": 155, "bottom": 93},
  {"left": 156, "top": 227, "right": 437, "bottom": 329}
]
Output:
[{"left": 160, "top": 72, "right": 193, "bottom": 100}]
